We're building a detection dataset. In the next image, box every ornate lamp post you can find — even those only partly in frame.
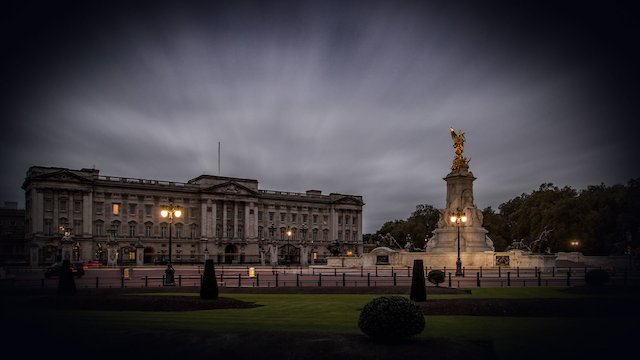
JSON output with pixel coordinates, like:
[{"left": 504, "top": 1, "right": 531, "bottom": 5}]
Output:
[
  {"left": 286, "top": 227, "right": 292, "bottom": 263},
  {"left": 570, "top": 240, "right": 580, "bottom": 250},
  {"left": 161, "top": 203, "right": 181, "bottom": 286},
  {"left": 450, "top": 209, "right": 467, "bottom": 276}
]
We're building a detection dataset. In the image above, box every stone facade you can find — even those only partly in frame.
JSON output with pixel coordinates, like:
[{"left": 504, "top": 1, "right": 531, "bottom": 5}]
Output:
[{"left": 22, "top": 166, "right": 364, "bottom": 266}]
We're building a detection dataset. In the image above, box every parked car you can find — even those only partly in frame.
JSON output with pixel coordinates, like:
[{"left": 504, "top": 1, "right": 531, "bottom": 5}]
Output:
[
  {"left": 44, "top": 262, "right": 85, "bottom": 278},
  {"left": 83, "top": 260, "right": 103, "bottom": 268}
]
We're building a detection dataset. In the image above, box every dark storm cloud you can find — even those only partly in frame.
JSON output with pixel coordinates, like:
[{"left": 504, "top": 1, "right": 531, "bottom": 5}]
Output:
[{"left": 2, "top": 0, "right": 638, "bottom": 232}]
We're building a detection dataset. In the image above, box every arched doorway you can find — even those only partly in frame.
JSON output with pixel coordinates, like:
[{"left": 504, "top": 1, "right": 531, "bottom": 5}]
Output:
[
  {"left": 224, "top": 244, "right": 237, "bottom": 264},
  {"left": 279, "top": 244, "right": 300, "bottom": 265}
]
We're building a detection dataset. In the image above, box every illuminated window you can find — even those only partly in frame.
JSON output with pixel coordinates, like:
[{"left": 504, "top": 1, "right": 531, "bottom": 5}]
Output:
[
  {"left": 128, "top": 250, "right": 135, "bottom": 261},
  {"left": 112, "top": 203, "right": 120, "bottom": 215}
]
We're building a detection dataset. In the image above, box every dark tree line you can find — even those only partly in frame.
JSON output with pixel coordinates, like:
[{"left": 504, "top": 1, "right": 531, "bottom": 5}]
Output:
[{"left": 368, "top": 179, "right": 640, "bottom": 256}]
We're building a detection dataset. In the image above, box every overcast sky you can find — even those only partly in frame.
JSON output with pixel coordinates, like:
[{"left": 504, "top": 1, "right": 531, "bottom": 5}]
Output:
[{"left": 2, "top": 0, "right": 639, "bottom": 233}]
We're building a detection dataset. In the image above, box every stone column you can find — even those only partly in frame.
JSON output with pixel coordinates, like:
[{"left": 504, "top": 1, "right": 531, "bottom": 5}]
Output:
[
  {"left": 222, "top": 201, "right": 228, "bottom": 239},
  {"left": 34, "top": 190, "right": 44, "bottom": 234},
  {"left": 83, "top": 192, "right": 92, "bottom": 236},
  {"left": 300, "top": 245, "right": 309, "bottom": 266},
  {"left": 269, "top": 243, "right": 278, "bottom": 266},
  {"left": 136, "top": 244, "right": 144, "bottom": 266},
  {"left": 200, "top": 200, "right": 209, "bottom": 237},
  {"left": 107, "top": 243, "right": 118, "bottom": 266}
]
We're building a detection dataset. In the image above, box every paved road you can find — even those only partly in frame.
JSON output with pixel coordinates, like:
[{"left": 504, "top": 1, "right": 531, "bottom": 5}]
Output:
[{"left": 6, "top": 264, "right": 633, "bottom": 290}]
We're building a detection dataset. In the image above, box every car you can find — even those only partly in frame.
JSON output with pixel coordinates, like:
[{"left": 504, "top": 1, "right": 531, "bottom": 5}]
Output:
[
  {"left": 44, "top": 262, "right": 85, "bottom": 278},
  {"left": 84, "top": 260, "right": 103, "bottom": 268}
]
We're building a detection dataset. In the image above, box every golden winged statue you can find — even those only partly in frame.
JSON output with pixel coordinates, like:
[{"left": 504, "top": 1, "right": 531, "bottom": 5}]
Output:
[{"left": 449, "top": 127, "right": 469, "bottom": 171}]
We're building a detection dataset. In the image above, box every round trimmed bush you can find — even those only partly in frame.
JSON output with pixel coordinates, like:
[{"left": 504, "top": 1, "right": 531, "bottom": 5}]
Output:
[
  {"left": 585, "top": 269, "right": 610, "bottom": 286},
  {"left": 358, "top": 296, "right": 425, "bottom": 341},
  {"left": 427, "top": 270, "right": 446, "bottom": 287}
]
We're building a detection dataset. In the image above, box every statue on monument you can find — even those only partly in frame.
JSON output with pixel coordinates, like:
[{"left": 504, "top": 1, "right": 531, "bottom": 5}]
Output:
[
  {"left": 530, "top": 228, "right": 553, "bottom": 254},
  {"left": 450, "top": 127, "right": 470, "bottom": 171}
]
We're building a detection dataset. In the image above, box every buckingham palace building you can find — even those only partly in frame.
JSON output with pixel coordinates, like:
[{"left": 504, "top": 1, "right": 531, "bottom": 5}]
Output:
[{"left": 22, "top": 166, "right": 364, "bottom": 267}]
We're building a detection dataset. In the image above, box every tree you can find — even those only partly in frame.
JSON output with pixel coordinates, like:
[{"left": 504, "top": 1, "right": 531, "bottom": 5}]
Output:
[
  {"left": 200, "top": 259, "right": 218, "bottom": 299},
  {"left": 374, "top": 204, "right": 440, "bottom": 249},
  {"left": 409, "top": 259, "right": 426, "bottom": 302}
]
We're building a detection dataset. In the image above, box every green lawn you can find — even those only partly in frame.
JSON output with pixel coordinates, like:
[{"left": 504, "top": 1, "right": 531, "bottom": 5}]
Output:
[{"left": 14, "top": 288, "right": 635, "bottom": 359}]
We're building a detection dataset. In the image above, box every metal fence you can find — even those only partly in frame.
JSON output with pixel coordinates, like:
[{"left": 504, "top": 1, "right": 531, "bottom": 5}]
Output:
[{"left": 2, "top": 264, "right": 638, "bottom": 289}]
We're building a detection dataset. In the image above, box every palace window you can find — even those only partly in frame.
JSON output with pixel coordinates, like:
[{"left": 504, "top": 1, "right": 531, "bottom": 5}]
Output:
[
  {"left": 59, "top": 199, "right": 67, "bottom": 212},
  {"left": 44, "top": 198, "right": 53, "bottom": 212},
  {"left": 145, "top": 224, "right": 152, "bottom": 237},
  {"left": 112, "top": 203, "right": 120, "bottom": 216},
  {"left": 129, "top": 223, "right": 136, "bottom": 237},
  {"left": 95, "top": 222, "right": 103, "bottom": 236},
  {"left": 161, "top": 224, "right": 168, "bottom": 238},
  {"left": 44, "top": 220, "right": 52, "bottom": 235},
  {"left": 95, "top": 202, "right": 103, "bottom": 215}
]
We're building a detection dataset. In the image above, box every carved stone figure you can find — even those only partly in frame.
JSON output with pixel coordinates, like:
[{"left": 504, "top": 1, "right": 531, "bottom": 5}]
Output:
[
  {"left": 530, "top": 228, "right": 553, "bottom": 254},
  {"left": 450, "top": 127, "right": 470, "bottom": 171}
]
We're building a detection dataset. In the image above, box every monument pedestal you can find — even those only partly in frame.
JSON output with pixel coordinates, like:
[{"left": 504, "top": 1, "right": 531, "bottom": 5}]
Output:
[{"left": 426, "top": 163, "right": 494, "bottom": 253}]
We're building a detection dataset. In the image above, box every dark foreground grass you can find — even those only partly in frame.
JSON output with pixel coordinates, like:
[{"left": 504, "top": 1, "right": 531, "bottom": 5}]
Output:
[{"left": 3, "top": 286, "right": 638, "bottom": 360}]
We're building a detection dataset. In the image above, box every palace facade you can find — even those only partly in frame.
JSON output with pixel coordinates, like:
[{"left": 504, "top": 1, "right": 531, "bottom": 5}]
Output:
[{"left": 23, "top": 166, "right": 364, "bottom": 266}]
